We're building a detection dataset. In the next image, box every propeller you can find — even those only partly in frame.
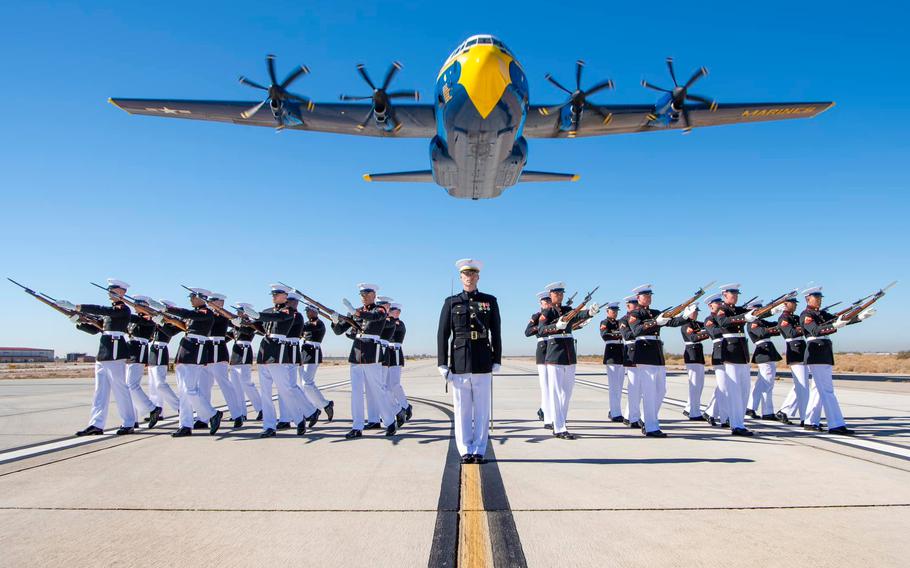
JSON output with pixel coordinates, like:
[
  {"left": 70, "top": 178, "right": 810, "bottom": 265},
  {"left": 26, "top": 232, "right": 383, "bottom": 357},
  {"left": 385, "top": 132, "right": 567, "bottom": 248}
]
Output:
[
  {"left": 641, "top": 57, "right": 717, "bottom": 133},
  {"left": 539, "top": 60, "right": 615, "bottom": 135},
  {"left": 238, "top": 54, "right": 314, "bottom": 124},
  {"left": 340, "top": 61, "right": 420, "bottom": 132}
]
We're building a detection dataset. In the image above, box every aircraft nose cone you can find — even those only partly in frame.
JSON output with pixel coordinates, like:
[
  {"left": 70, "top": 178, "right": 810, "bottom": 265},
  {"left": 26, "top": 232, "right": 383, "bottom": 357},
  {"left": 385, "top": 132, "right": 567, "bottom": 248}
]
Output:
[{"left": 457, "top": 45, "right": 513, "bottom": 119}]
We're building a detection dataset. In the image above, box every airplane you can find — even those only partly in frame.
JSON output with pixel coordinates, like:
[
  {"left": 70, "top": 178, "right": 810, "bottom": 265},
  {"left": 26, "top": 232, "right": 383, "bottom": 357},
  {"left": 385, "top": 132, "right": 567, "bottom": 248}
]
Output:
[{"left": 109, "top": 34, "right": 833, "bottom": 200}]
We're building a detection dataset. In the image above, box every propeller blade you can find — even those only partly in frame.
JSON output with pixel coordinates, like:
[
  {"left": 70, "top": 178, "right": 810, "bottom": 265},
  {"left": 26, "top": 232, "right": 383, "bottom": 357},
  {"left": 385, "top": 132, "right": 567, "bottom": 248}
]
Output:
[
  {"left": 685, "top": 93, "right": 716, "bottom": 108},
  {"left": 666, "top": 57, "right": 678, "bottom": 87},
  {"left": 240, "top": 99, "right": 267, "bottom": 119},
  {"left": 684, "top": 66, "right": 708, "bottom": 90},
  {"left": 286, "top": 92, "right": 315, "bottom": 111},
  {"left": 382, "top": 61, "right": 403, "bottom": 91},
  {"left": 356, "top": 64, "right": 376, "bottom": 90},
  {"left": 681, "top": 107, "right": 692, "bottom": 133},
  {"left": 545, "top": 74, "right": 573, "bottom": 95},
  {"left": 575, "top": 60, "right": 584, "bottom": 90},
  {"left": 339, "top": 94, "right": 373, "bottom": 101},
  {"left": 387, "top": 90, "right": 420, "bottom": 101},
  {"left": 238, "top": 76, "right": 268, "bottom": 91},
  {"left": 280, "top": 65, "right": 310, "bottom": 89},
  {"left": 641, "top": 80, "right": 671, "bottom": 93},
  {"left": 266, "top": 54, "right": 278, "bottom": 84},
  {"left": 355, "top": 108, "right": 374, "bottom": 131},
  {"left": 585, "top": 79, "right": 614, "bottom": 96}
]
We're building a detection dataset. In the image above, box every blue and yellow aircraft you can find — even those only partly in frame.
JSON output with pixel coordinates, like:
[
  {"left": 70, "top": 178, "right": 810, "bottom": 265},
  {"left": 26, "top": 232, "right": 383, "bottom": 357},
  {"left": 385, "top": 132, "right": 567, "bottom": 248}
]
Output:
[{"left": 110, "top": 34, "right": 833, "bottom": 200}]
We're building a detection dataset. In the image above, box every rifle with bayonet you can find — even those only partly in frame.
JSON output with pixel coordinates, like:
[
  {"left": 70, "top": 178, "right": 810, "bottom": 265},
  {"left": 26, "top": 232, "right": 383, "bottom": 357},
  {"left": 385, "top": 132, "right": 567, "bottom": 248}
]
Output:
[
  {"left": 823, "top": 281, "right": 897, "bottom": 325},
  {"left": 749, "top": 288, "right": 799, "bottom": 319},
  {"left": 821, "top": 301, "right": 842, "bottom": 312},
  {"left": 659, "top": 280, "right": 717, "bottom": 319},
  {"left": 277, "top": 281, "right": 363, "bottom": 333},
  {"left": 9, "top": 278, "right": 103, "bottom": 330},
  {"left": 566, "top": 291, "right": 578, "bottom": 307},
  {"left": 91, "top": 282, "right": 188, "bottom": 331},
  {"left": 177, "top": 285, "right": 265, "bottom": 334},
  {"left": 559, "top": 286, "right": 599, "bottom": 323}
]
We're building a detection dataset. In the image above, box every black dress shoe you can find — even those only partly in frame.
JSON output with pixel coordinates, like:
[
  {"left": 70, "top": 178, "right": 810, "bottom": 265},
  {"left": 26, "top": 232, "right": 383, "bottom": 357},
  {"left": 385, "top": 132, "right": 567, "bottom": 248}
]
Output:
[
  {"left": 193, "top": 420, "right": 207, "bottom": 430},
  {"left": 644, "top": 430, "right": 667, "bottom": 438},
  {"left": 171, "top": 427, "right": 192, "bottom": 437},
  {"left": 385, "top": 424, "right": 397, "bottom": 436},
  {"left": 622, "top": 418, "right": 631, "bottom": 426},
  {"left": 259, "top": 428, "right": 276, "bottom": 438},
  {"left": 324, "top": 401, "right": 335, "bottom": 422},
  {"left": 689, "top": 415, "right": 707, "bottom": 421},
  {"left": 116, "top": 426, "right": 134, "bottom": 435},
  {"left": 731, "top": 427, "right": 754, "bottom": 437},
  {"left": 721, "top": 421, "right": 730, "bottom": 428},
  {"left": 75, "top": 425, "right": 104, "bottom": 436},
  {"left": 345, "top": 429, "right": 363, "bottom": 439},
  {"left": 776, "top": 411, "right": 792, "bottom": 425},
  {"left": 307, "top": 409, "right": 321, "bottom": 428},
  {"left": 544, "top": 423, "right": 553, "bottom": 430},
  {"left": 554, "top": 431, "right": 577, "bottom": 440},
  {"left": 296, "top": 421, "right": 307, "bottom": 436},
  {"left": 148, "top": 407, "right": 162, "bottom": 429},
  {"left": 760, "top": 414, "right": 777, "bottom": 421},
  {"left": 255, "top": 410, "right": 263, "bottom": 421},
  {"left": 683, "top": 410, "right": 691, "bottom": 418},
  {"left": 610, "top": 415, "right": 625, "bottom": 423},
  {"left": 537, "top": 408, "right": 545, "bottom": 421},
  {"left": 828, "top": 426, "right": 854, "bottom": 435},
  {"left": 460, "top": 454, "right": 475, "bottom": 464},
  {"left": 404, "top": 404, "right": 412, "bottom": 421},
  {"left": 133, "top": 422, "right": 139, "bottom": 429},
  {"left": 629, "top": 420, "right": 643, "bottom": 429},
  {"left": 395, "top": 410, "right": 406, "bottom": 428},
  {"left": 803, "top": 424, "right": 823, "bottom": 432},
  {"left": 364, "top": 422, "right": 381, "bottom": 430},
  {"left": 799, "top": 421, "right": 805, "bottom": 427},
  {"left": 276, "top": 422, "right": 291, "bottom": 431},
  {"left": 208, "top": 410, "right": 223, "bottom": 435},
  {"left": 233, "top": 418, "right": 244, "bottom": 428},
  {"left": 472, "top": 454, "right": 486, "bottom": 464},
  {"left": 745, "top": 409, "right": 759, "bottom": 419}
]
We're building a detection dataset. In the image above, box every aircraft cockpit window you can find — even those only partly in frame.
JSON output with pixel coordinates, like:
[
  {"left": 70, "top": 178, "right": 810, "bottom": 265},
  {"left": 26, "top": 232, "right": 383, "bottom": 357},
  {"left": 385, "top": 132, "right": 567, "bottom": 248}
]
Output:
[{"left": 478, "top": 37, "right": 492, "bottom": 44}]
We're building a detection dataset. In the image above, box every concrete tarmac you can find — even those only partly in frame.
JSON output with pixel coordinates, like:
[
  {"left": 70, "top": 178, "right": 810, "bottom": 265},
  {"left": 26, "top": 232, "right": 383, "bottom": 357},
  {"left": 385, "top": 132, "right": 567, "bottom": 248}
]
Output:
[{"left": 1, "top": 358, "right": 908, "bottom": 567}]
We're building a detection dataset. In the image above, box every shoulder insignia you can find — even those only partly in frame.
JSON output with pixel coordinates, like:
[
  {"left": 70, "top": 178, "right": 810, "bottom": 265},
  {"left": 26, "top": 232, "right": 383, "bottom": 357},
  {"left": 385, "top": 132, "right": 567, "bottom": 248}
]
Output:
[
  {"left": 600, "top": 324, "right": 607, "bottom": 330},
  {"left": 706, "top": 320, "right": 714, "bottom": 327},
  {"left": 781, "top": 320, "right": 790, "bottom": 327},
  {"left": 751, "top": 323, "right": 759, "bottom": 329},
  {"left": 804, "top": 316, "right": 813, "bottom": 323},
  {"left": 716, "top": 309, "right": 725, "bottom": 317},
  {"left": 686, "top": 327, "right": 693, "bottom": 334},
  {"left": 539, "top": 315, "right": 547, "bottom": 322},
  {"left": 629, "top": 316, "right": 637, "bottom": 323}
]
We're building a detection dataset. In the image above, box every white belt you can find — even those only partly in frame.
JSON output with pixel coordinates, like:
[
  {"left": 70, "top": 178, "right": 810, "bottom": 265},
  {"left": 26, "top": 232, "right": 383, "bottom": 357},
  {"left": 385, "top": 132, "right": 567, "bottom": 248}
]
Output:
[
  {"left": 603, "top": 340, "right": 622, "bottom": 345},
  {"left": 152, "top": 341, "right": 169, "bottom": 348},
  {"left": 267, "top": 333, "right": 287, "bottom": 340},
  {"left": 304, "top": 341, "right": 322, "bottom": 348},
  {"left": 285, "top": 338, "right": 301, "bottom": 345},
  {"left": 785, "top": 337, "right": 806, "bottom": 343},
  {"left": 623, "top": 340, "right": 635, "bottom": 345},
  {"left": 806, "top": 336, "right": 830, "bottom": 342},
  {"left": 636, "top": 335, "right": 661, "bottom": 341},
  {"left": 235, "top": 340, "right": 253, "bottom": 347},
  {"left": 548, "top": 334, "right": 573, "bottom": 340},
  {"left": 186, "top": 333, "right": 207, "bottom": 342},
  {"left": 379, "top": 339, "right": 389, "bottom": 347},
  {"left": 387, "top": 342, "right": 402, "bottom": 348},
  {"left": 713, "top": 338, "right": 723, "bottom": 344},
  {"left": 753, "top": 339, "right": 773, "bottom": 347},
  {"left": 536, "top": 337, "right": 547, "bottom": 343},
  {"left": 357, "top": 334, "right": 381, "bottom": 341},
  {"left": 723, "top": 333, "right": 746, "bottom": 339},
  {"left": 131, "top": 337, "right": 149, "bottom": 345},
  {"left": 103, "top": 331, "right": 126, "bottom": 338},
  {"left": 684, "top": 341, "right": 703, "bottom": 346},
  {"left": 208, "top": 336, "right": 226, "bottom": 343}
]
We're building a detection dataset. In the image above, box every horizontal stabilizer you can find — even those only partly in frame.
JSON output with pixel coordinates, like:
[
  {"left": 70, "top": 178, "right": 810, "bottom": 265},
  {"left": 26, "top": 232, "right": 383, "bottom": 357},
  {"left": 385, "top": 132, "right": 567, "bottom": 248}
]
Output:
[
  {"left": 362, "top": 170, "right": 434, "bottom": 183},
  {"left": 518, "top": 171, "right": 580, "bottom": 183}
]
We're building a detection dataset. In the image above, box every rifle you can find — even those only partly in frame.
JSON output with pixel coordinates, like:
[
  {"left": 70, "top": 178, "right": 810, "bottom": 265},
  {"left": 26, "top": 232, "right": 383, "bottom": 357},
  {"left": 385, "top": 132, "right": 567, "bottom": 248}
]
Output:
[
  {"left": 559, "top": 286, "right": 599, "bottom": 323},
  {"left": 9, "top": 278, "right": 103, "bottom": 330},
  {"left": 750, "top": 288, "right": 799, "bottom": 319},
  {"left": 566, "top": 291, "right": 578, "bottom": 306},
  {"left": 660, "top": 280, "right": 717, "bottom": 319},
  {"left": 825, "top": 281, "right": 897, "bottom": 324},
  {"left": 278, "top": 281, "right": 363, "bottom": 333},
  {"left": 739, "top": 295, "right": 758, "bottom": 309},
  {"left": 91, "top": 282, "right": 189, "bottom": 332}
]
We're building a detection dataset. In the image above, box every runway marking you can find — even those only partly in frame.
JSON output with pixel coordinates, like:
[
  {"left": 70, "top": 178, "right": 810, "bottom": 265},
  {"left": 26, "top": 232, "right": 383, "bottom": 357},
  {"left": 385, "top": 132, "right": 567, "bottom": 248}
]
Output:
[
  {"left": 0, "top": 379, "right": 351, "bottom": 466},
  {"left": 460, "top": 464, "right": 493, "bottom": 567}
]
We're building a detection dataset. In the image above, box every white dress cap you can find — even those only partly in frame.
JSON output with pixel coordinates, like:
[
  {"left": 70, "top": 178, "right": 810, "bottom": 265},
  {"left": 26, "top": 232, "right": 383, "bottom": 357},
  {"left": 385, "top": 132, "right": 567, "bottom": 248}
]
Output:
[
  {"left": 536, "top": 291, "right": 549, "bottom": 301},
  {"left": 455, "top": 258, "right": 484, "bottom": 272},
  {"left": 631, "top": 283, "right": 653, "bottom": 295},
  {"left": 286, "top": 292, "right": 302, "bottom": 301},
  {"left": 376, "top": 295, "right": 394, "bottom": 304},
  {"left": 159, "top": 299, "right": 178, "bottom": 309},
  {"left": 208, "top": 292, "right": 227, "bottom": 301},
  {"left": 270, "top": 284, "right": 291, "bottom": 294},
  {"left": 545, "top": 281, "right": 566, "bottom": 292},
  {"left": 704, "top": 293, "right": 724, "bottom": 305},
  {"left": 187, "top": 287, "right": 211, "bottom": 298},
  {"left": 606, "top": 301, "right": 620, "bottom": 310},
  {"left": 623, "top": 295, "right": 639, "bottom": 304},
  {"left": 718, "top": 282, "right": 742, "bottom": 293},
  {"left": 131, "top": 294, "right": 153, "bottom": 304},
  {"left": 358, "top": 282, "right": 380, "bottom": 293},
  {"left": 746, "top": 298, "right": 764, "bottom": 309},
  {"left": 802, "top": 286, "right": 824, "bottom": 297},
  {"left": 389, "top": 303, "right": 402, "bottom": 311},
  {"left": 107, "top": 278, "right": 130, "bottom": 290}
]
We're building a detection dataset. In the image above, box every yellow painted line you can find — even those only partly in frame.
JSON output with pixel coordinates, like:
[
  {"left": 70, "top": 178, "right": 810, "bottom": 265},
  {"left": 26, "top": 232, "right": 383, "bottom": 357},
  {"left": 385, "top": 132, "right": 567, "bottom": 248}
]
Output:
[{"left": 459, "top": 463, "right": 493, "bottom": 567}]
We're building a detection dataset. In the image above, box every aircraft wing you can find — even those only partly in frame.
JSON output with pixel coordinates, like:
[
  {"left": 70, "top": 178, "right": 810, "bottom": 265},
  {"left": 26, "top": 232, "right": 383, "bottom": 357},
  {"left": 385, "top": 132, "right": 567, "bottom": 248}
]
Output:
[
  {"left": 523, "top": 102, "right": 834, "bottom": 138},
  {"left": 108, "top": 98, "right": 438, "bottom": 138}
]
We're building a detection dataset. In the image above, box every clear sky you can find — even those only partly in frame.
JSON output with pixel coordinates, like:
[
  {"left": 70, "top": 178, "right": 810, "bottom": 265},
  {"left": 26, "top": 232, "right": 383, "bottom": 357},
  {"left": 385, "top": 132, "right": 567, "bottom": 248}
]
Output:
[{"left": 1, "top": 1, "right": 908, "bottom": 358}]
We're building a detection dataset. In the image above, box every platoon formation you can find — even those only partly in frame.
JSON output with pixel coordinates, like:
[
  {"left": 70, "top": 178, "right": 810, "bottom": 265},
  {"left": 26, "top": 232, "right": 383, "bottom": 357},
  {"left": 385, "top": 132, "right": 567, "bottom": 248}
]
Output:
[{"left": 8, "top": 266, "right": 893, "bottom": 464}]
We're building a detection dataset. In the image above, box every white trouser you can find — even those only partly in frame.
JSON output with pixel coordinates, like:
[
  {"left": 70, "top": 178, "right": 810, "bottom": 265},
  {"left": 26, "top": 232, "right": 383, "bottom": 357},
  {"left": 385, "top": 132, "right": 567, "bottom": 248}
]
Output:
[
  {"left": 722, "top": 363, "right": 750, "bottom": 429},
  {"left": 605, "top": 364, "right": 624, "bottom": 418},
  {"left": 258, "top": 363, "right": 300, "bottom": 430},
  {"left": 387, "top": 366, "right": 408, "bottom": 410},
  {"left": 704, "top": 366, "right": 729, "bottom": 421},
  {"left": 805, "top": 364, "right": 845, "bottom": 428},
  {"left": 365, "top": 367, "right": 380, "bottom": 423},
  {"left": 206, "top": 361, "right": 245, "bottom": 420},
  {"left": 779, "top": 364, "right": 810, "bottom": 421},
  {"left": 624, "top": 367, "right": 641, "bottom": 423},
  {"left": 749, "top": 362, "right": 777, "bottom": 415},
  {"left": 684, "top": 363, "right": 705, "bottom": 416},
  {"left": 88, "top": 360, "right": 136, "bottom": 429},
  {"left": 450, "top": 372, "right": 491, "bottom": 456},
  {"left": 351, "top": 363, "right": 395, "bottom": 430},
  {"left": 300, "top": 363, "right": 330, "bottom": 409},
  {"left": 176, "top": 364, "right": 217, "bottom": 429},
  {"left": 285, "top": 364, "right": 318, "bottom": 418},
  {"left": 229, "top": 364, "right": 262, "bottom": 413},
  {"left": 148, "top": 365, "right": 180, "bottom": 413},
  {"left": 546, "top": 364, "right": 576, "bottom": 434},
  {"left": 536, "top": 364, "right": 551, "bottom": 423},
  {"left": 636, "top": 364, "right": 666, "bottom": 433},
  {"left": 126, "top": 362, "right": 156, "bottom": 417}
]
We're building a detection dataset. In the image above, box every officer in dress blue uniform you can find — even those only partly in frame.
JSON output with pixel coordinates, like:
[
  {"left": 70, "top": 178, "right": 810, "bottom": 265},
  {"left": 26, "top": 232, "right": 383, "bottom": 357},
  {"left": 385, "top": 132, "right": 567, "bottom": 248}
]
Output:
[
  {"left": 202, "top": 292, "right": 245, "bottom": 429},
  {"left": 525, "top": 291, "right": 552, "bottom": 428},
  {"left": 701, "top": 293, "right": 730, "bottom": 426},
  {"left": 227, "top": 302, "right": 263, "bottom": 422},
  {"left": 599, "top": 302, "right": 625, "bottom": 422},
  {"left": 146, "top": 298, "right": 182, "bottom": 419},
  {"left": 384, "top": 303, "right": 411, "bottom": 420},
  {"left": 712, "top": 283, "right": 758, "bottom": 436},
  {"left": 745, "top": 299, "right": 783, "bottom": 420},
  {"left": 620, "top": 295, "right": 641, "bottom": 428},
  {"left": 125, "top": 298, "right": 160, "bottom": 428},
  {"left": 679, "top": 303, "right": 708, "bottom": 421},
  {"left": 775, "top": 295, "right": 810, "bottom": 425},
  {"left": 298, "top": 303, "right": 334, "bottom": 421}
]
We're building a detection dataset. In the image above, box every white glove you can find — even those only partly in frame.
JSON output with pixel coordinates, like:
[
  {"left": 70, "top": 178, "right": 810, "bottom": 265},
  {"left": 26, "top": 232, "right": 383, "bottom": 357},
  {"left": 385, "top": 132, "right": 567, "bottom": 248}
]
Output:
[
  {"left": 771, "top": 304, "right": 786, "bottom": 316},
  {"left": 69, "top": 314, "right": 81, "bottom": 323},
  {"left": 587, "top": 302, "right": 600, "bottom": 316},
  {"left": 832, "top": 317, "right": 849, "bottom": 329},
  {"left": 245, "top": 307, "right": 260, "bottom": 319},
  {"left": 342, "top": 298, "right": 357, "bottom": 315},
  {"left": 576, "top": 318, "right": 591, "bottom": 329},
  {"left": 437, "top": 365, "right": 449, "bottom": 378},
  {"left": 231, "top": 317, "right": 243, "bottom": 326},
  {"left": 147, "top": 299, "right": 166, "bottom": 312},
  {"left": 56, "top": 300, "right": 76, "bottom": 311},
  {"left": 152, "top": 315, "right": 165, "bottom": 325},
  {"left": 492, "top": 364, "right": 501, "bottom": 373},
  {"left": 683, "top": 304, "right": 698, "bottom": 318},
  {"left": 555, "top": 318, "right": 569, "bottom": 330},
  {"left": 744, "top": 310, "right": 759, "bottom": 323},
  {"left": 330, "top": 312, "right": 340, "bottom": 325},
  {"left": 858, "top": 307, "right": 877, "bottom": 321},
  {"left": 655, "top": 315, "right": 670, "bottom": 326}
]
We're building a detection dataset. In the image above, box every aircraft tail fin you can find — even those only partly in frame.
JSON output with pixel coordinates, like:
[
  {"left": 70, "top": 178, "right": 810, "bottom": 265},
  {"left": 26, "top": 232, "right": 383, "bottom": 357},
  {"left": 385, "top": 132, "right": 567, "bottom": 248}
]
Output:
[
  {"left": 518, "top": 171, "right": 580, "bottom": 183},
  {"left": 362, "top": 170, "right": 434, "bottom": 183}
]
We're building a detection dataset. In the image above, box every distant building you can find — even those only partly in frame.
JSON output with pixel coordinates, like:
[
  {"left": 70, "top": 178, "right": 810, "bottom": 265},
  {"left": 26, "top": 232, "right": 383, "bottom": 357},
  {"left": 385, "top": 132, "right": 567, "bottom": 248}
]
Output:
[
  {"left": 66, "top": 353, "right": 96, "bottom": 363},
  {"left": 0, "top": 347, "right": 55, "bottom": 363}
]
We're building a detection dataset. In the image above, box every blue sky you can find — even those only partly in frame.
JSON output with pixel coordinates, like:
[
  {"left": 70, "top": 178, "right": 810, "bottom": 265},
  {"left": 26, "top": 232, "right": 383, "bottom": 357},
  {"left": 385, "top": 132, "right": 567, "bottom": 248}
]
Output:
[{"left": 1, "top": 1, "right": 908, "bottom": 357}]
